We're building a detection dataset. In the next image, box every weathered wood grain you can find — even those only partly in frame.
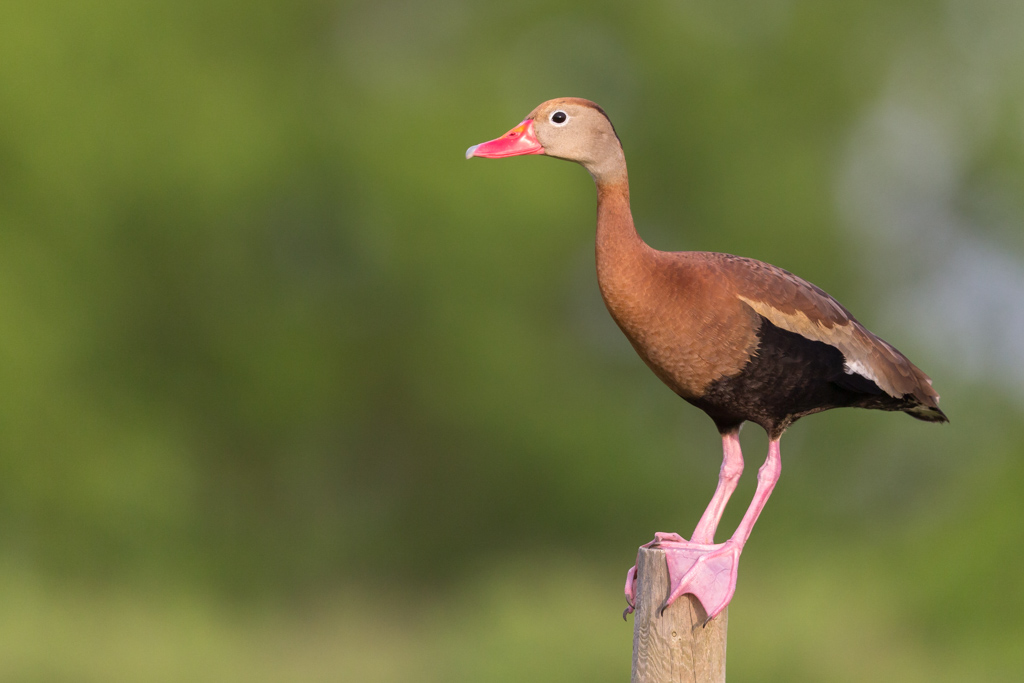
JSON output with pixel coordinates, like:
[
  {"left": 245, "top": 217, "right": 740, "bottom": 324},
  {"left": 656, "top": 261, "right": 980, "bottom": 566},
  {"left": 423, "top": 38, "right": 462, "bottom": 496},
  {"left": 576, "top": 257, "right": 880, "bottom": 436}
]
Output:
[{"left": 631, "top": 546, "right": 728, "bottom": 683}]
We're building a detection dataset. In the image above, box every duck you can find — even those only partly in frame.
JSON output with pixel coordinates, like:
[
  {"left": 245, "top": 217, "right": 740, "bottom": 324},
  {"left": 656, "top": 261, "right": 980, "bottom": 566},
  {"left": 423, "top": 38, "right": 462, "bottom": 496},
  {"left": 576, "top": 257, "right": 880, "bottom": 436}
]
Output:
[{"left": 466, "top": 97, "right": 946, "bottom": 622}]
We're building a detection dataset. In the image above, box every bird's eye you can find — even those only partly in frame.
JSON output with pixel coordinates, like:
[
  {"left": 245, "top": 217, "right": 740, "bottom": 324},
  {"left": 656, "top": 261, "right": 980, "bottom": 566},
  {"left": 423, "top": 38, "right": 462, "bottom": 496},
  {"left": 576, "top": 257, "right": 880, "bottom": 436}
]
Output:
[{"left": 550, "top": 111, "right": 568, "bottom": 125}]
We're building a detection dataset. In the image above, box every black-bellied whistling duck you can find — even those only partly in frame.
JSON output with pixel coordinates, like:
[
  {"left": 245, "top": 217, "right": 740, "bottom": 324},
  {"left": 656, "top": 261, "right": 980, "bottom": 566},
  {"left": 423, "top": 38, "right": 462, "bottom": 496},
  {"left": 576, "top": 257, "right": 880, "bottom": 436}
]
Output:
[{"left": 466, "top": 98, "right": 947, "bottom": 622}]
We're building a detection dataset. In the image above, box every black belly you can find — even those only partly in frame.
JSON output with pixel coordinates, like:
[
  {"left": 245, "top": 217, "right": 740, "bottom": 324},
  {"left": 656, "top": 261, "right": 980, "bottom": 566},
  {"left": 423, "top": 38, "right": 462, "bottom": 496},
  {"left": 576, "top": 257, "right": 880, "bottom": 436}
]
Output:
[{"left": 690, "top": 316, "right": 909, "bottom": 439}]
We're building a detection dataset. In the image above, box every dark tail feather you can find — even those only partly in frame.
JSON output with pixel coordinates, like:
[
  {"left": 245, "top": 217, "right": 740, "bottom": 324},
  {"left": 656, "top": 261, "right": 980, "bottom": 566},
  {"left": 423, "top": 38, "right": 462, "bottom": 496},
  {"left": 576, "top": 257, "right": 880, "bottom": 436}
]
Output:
[{"left": 906, "top": 402, "right": 948, "bottom": 423}]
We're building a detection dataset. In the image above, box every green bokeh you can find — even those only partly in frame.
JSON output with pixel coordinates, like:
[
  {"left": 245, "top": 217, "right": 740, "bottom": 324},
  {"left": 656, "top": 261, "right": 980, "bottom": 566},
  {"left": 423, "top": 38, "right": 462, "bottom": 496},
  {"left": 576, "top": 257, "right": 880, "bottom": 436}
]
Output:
[{"left": 1, "top": 1, "right": 1022, "bottom": 680}]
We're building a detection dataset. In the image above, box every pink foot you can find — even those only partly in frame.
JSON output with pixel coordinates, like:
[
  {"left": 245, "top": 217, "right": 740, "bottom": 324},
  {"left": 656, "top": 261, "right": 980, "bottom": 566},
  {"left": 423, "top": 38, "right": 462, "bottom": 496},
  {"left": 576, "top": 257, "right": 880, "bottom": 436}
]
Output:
[
  {"left": 657, "top": 534, "right": 740, "bottom": 622},
  {"left": 624, "top": 439, "right": 781, "bottom": 623},
  {"left": 623, "top": 532, "right": 741, "bottom": 623},
  {"left": 623, "top": 532, "right": 684, "bottom": 618}
]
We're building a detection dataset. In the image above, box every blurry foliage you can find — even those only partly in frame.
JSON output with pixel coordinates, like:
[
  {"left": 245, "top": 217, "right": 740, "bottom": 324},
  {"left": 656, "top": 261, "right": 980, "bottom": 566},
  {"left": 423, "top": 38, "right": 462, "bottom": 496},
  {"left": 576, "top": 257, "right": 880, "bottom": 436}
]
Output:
[{"left": 0, "top": 0, "right": 1023, "bottom": 680}]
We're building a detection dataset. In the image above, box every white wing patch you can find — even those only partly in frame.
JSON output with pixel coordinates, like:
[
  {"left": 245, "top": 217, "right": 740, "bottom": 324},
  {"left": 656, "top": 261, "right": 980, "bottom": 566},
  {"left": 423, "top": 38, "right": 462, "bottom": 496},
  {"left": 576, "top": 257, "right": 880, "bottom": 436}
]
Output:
[{"left": 843, "top": 358, "right": 881, "bottom": 385}]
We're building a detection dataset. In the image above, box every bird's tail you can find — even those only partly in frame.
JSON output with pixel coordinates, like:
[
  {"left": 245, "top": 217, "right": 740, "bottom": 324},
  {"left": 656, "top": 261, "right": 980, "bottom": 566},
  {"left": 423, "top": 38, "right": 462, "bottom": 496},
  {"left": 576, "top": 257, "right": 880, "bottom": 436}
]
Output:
[{"left": 905, "top": 402, "right": 948, "bottom": 423}]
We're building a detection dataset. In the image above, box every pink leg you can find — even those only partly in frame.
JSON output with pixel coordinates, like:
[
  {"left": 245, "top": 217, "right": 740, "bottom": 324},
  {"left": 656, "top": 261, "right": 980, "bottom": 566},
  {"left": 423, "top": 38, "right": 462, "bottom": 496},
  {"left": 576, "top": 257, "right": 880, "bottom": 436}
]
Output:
[
  {"left": 726, "top": 439, "right": 781, "bottom": 548},
  {"left": 624, "top": 439, "right": 782, "bottom": 622},
  {"left": 690, "top": 431, "right": 744, "bottom": 544}
]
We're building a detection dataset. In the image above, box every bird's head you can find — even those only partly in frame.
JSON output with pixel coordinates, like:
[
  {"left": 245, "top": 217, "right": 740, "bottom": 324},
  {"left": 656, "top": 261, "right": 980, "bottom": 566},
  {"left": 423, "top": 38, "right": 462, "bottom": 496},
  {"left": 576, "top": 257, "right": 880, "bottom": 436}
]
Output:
[{"left": 466, "top": 98, "right": 625, "bottom": 182}]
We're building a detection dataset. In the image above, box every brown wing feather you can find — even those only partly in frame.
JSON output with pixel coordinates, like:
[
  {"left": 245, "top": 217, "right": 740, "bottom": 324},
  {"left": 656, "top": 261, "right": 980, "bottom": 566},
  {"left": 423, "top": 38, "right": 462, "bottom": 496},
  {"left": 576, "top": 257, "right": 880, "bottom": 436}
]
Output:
[{"left": 707, "top": 254, "right": 942, "bottom": 412}]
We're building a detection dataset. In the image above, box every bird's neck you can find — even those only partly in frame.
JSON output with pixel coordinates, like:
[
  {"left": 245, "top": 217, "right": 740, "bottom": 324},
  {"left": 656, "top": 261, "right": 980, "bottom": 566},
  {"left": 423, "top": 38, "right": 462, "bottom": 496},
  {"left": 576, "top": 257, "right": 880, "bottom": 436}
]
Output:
[
  {"left": 594, "top": 179, "right": 656, "bottom": 322},
  {"left": 595, "top": 178, "right": 649, "bottom": 268}
]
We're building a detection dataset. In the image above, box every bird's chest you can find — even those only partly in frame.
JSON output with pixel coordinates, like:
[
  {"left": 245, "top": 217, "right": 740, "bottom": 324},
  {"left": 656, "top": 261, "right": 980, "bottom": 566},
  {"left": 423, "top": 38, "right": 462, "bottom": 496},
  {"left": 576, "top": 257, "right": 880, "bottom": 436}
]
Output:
[{"left": 597, "top": 268, "right": 759, "bottom": 400}]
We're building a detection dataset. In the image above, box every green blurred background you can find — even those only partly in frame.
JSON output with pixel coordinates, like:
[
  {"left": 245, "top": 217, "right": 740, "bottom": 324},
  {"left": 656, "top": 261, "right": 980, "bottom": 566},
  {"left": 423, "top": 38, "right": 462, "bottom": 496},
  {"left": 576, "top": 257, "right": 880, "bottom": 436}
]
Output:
[{"left": 2, "top": 0, "right": 1023, "bottom": 680}]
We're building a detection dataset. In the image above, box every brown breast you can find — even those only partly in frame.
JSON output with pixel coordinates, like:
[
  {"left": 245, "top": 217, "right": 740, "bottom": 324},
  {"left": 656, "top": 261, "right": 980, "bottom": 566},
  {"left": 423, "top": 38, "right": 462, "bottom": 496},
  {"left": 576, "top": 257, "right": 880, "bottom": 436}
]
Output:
[{"left": 599, "top": 250, "right": 762, "bottom": 400}]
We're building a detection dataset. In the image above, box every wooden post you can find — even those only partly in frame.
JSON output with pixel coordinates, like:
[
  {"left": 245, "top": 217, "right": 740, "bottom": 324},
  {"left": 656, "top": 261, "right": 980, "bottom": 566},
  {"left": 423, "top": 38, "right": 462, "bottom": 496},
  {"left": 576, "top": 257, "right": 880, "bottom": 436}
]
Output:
[{"left": 631, "top": 546, "right": 728, "bottom": 683}]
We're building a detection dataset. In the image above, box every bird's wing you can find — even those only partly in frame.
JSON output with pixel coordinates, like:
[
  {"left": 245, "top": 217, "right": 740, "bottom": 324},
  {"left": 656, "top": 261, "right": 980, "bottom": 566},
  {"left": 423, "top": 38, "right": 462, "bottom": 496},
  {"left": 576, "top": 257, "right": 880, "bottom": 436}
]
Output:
[{"left": 710, "top": 254, "right": 941, "bottom": 408}]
